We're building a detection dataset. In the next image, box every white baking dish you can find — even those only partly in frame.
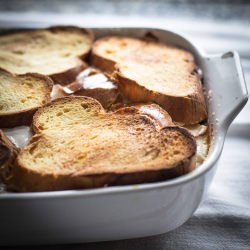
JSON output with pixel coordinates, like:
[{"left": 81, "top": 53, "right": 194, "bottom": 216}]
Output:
[{"left": 0, "top": 27, "right": 248, "bottom": 245}]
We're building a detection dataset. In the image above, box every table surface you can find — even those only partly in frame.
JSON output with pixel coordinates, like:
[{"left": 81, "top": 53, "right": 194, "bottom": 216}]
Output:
[{"left": 0, "top": 1, "right": 249, "bottom": 249}]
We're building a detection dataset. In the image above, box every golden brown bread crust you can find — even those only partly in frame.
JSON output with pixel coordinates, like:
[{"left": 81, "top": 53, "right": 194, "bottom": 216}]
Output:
[
  {"left": 7, "top": 130, "right": 196, "bottom": 192},
  {"left": 115, "top": 71, "right": 207, "bottom": 125},
  {"left": 48, "top": 26, "right": 94, "bottom": 42},
  {"left": 41, "top": 26, "right": 93, "bottom": 85},
  {"left": 91, "top": 36, "right": 207, "bottom": 125},
  {"left": 0, "top": 26, "right": 94, "bottom": 85},
  {"left": 91, "top": 51, "right": 117, "bottom": 73},
  {"left": 4, "top": 97, "right": 197, "bottom": 192},
  {"left": 0, "top": 69, "right": 53, "bottom": 128},
  {"left": 9, "top": 127, "right": 196, "bottom": 192},
  {"left": 0, "top": 130, "right": 19, "bottom": 184}
]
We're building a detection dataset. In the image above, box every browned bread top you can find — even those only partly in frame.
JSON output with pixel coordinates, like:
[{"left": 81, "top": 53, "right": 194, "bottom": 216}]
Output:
[
  {"left": 91, "top": 36, "right": 207, "bottom": 125},
  {"left": 92, "top": 36, "right": 195, "bottom": 77},
  {"left": 0, "top": 26, "right": 93, "bottom": 84},
  {"left": 0, "top": 68, "right": 53, "bottom": 128},
  {"left": 117, "top": 103, "right": 209, "bottom": 167},
  {"left": 114, "top": 103, "right": 173, "bottom": 130},
  {"left": 5, "top": 97, "right": 196, "bottom": 192}
]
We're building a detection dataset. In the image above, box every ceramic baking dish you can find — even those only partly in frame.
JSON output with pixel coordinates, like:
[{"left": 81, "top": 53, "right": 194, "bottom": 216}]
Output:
[{"left": 0, "top": 27, "right": 248, "bottom": 245}]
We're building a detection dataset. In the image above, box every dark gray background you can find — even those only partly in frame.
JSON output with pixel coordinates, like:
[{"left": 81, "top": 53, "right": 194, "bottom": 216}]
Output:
[{"left": 0, "top": 0, "right": 250, "bottom": 22}]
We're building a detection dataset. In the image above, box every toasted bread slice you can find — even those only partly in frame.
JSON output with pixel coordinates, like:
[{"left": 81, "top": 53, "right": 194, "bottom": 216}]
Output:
[
  {"left": 0, "top": 68, "right": 53, "bottom": 128},
  {"left": 116, "top": 103, "right": 209, "bottom": 167},
  {"left": 6, "top": 97, "right": 196, "bottom": 192},
  {"left": 0, "top": 26, "right": 93, "bottom": 84},
  {"left": 91, "top": 36, "right": 207, "bottom": 125},
  {"left": 0, "top": 130, "right": 19, "bottom": 184}
]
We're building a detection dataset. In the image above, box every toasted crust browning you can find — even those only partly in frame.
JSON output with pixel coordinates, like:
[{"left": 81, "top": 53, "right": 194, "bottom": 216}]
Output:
[
  {"left": 5, "top": 97, "right": 196, "bottom": 192},
  {"left": 0, "top": 130, "right": 19, "bottom": 184},
  {"left": 0, "top": 68, "right": 53, "bottom": 128},
  {"left": 0, "top": 26, "right": 93, "bottom": 84},
  {"left": 115, "top": 103, "right": 209, "bottom": 167},
  {"left": 116, "top": 72, "right": 207, "bottom": 125},
  {"left": 10, "top": 127, "right": 196, "bottom": 192},
  {"left": 114, "top": 103, "right": 173, "bottom": 130},
  {"left": 91, "top": 36, "right": 207, "bottom": 124},
  {"left": 0, "top": 28, "right": 210, "bottom": 192}
]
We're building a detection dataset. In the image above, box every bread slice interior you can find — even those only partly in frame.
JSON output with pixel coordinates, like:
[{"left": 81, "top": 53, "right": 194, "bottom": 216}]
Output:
[
  {"left": 0, "top": 68, "right": 53, "bottom": 127},
  {"left": 0, "top": 27, "right": 93, "bottom": 84},
  {"left": 5, "top": 97, "right": 197, "bottom": 191}
]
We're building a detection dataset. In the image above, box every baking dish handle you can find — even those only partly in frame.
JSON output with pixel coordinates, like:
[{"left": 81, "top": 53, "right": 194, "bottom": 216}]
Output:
[{"left": 203, "top": 51, "right": 248, "bottom": 129}]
